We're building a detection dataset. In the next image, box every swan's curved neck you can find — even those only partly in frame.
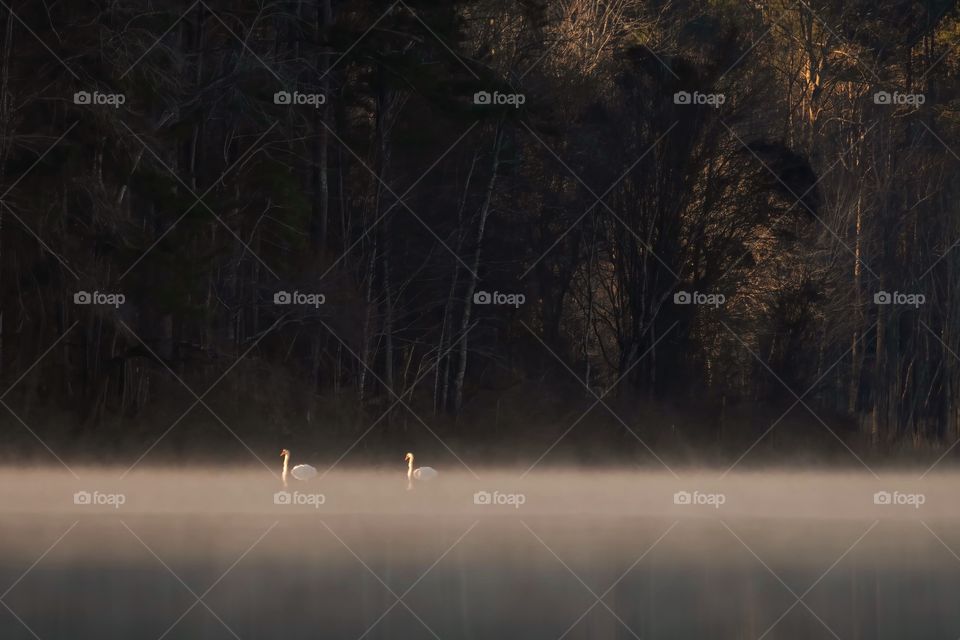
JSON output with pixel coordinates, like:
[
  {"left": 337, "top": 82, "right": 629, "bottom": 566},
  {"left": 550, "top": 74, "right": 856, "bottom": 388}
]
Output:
[{"left": 282, "top": 452, "right": 290, "bottom": 487}]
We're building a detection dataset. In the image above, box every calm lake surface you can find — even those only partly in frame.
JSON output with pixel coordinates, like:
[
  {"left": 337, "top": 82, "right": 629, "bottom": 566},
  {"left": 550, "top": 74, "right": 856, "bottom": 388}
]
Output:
[{"left": 0, "top": 469, "right": 958, "bottom": 639}]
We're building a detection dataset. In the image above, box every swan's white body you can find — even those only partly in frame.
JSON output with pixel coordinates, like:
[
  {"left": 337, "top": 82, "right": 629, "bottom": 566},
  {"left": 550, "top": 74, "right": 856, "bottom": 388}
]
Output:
[
  {"left": 412, "top": 466, "right": 438, "bottom": 480},
  {"left": 281, "top": 449, "right": 317, "bottom": 487},
  {"left": 405, "top": 452, "right": 437, "bottom": 490}
]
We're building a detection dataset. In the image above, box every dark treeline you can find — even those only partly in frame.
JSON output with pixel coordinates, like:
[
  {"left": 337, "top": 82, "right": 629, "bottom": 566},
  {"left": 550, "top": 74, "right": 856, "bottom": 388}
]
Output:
[{"left": 2, "top": 0, "right": 960, "bottom": 466}]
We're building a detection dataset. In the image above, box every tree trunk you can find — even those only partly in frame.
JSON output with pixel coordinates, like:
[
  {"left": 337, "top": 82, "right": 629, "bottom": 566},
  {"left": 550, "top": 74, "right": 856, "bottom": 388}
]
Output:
[
  {"left": 453, "top": 124, "right": 504, "bottom": 414},
  {"left": 311, "top": 0, "right": 332, "bottom": 253}
]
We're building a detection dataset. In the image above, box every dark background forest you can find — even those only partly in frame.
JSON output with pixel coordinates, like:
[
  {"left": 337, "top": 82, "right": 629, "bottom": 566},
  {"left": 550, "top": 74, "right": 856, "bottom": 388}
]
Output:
[{"left": 2, "top": 0, "right": 960, "bottom": 470}]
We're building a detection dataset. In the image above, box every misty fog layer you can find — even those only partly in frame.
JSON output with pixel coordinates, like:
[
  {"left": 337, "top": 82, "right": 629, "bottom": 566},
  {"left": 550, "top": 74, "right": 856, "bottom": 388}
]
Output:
[{"left": 1, "top": 469, "right": 958, "bottom": 638}]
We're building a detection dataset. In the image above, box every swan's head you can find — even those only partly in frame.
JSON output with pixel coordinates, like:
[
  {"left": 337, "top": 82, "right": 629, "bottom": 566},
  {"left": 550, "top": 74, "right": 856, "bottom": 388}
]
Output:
[
  {"left": 280, "top": 449, "right": 290, "bottom": 458},
  {"left": 404, "top": 452, "right": 413, "bottom": 463}
]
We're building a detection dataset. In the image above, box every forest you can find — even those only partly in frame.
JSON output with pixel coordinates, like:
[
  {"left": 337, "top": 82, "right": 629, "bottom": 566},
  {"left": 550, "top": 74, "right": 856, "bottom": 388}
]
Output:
[{"left": 2, "top": 0, "right": 960, "bottom": 469}]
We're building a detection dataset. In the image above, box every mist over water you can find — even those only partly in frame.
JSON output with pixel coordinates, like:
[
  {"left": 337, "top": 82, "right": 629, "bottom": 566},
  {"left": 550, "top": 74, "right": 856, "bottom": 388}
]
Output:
[{"left": 1, "top": 468, "right": 959, "bottom": 638}]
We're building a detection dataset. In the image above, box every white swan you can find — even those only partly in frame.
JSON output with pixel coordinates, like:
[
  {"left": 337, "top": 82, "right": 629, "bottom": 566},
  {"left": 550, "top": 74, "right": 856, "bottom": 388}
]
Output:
[
  {"left": 405, "top": 452, "right": 437, "bottom": 490},
  {"left": 281, "top": 449, "right": 317, "bottom": 487}
]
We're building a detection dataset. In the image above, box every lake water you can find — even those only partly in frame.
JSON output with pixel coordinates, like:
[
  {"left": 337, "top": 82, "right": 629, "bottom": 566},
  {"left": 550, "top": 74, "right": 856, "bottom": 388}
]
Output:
[{"left": 0, "top": 469, "right": 958, "bottom": 638}]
